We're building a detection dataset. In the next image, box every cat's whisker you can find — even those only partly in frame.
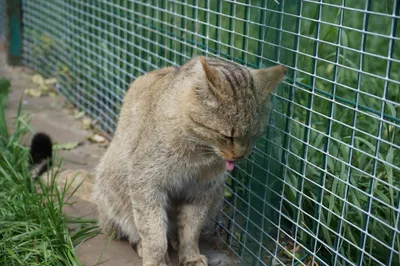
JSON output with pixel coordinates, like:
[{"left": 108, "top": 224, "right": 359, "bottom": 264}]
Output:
[
  {"left": 183, "top": 136, "right": 204, "bottom": 143},
  {"left": 196, "top": 149, "right": 214, "bottom": 152},
  {"left": 183, "top": 137, "right": 213, "bottom": 148},
  {"left": 182, "top": 137, "right": 200, "bottom": 144},
  {"left": 197, "top": 152, "right": 218, "bottom": 157}
]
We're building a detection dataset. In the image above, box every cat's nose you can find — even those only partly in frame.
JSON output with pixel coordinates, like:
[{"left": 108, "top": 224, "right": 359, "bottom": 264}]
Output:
[
  {"left": 219, "top": 146, "right": 251, "bottom": 161},
  {"left": 224, "top": 151, "right": 248, "bottom": 161}
]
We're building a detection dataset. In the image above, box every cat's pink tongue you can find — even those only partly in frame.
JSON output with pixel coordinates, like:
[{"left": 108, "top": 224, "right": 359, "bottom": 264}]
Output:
[{"left": 225, "top": 160, "right": 235, "bottom": 171}]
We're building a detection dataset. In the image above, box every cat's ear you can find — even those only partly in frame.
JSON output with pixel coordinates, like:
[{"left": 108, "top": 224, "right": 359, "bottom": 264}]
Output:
[
  {"left": 250, "top": 65, "right": 287, "bottom": 101},
  {"left": 193, "top": 58, "right": 225, "bottom": 106},
  {"left": 200, "top": 57, "right": 219, "bottom": 89}
]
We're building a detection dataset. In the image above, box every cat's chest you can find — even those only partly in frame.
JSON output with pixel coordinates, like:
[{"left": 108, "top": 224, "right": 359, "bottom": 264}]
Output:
[
  {"left": 165, "top": 158, "right": 226, "bottom": 194},
  {"left": 167, "top": 166, "right": 226, "bottom": 201},
  {"left": 170, "top": 155, "right": 225, "bottom": 179}
]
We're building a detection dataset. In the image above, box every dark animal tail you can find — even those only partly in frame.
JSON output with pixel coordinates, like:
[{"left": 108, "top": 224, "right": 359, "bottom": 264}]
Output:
[{"left": 28, "top": 132, "right": 53, "bottom": 179}]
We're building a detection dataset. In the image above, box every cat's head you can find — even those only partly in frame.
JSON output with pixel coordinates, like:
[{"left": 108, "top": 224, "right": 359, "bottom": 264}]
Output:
[{"left": 181, "top": 56, "right": 287, "bottom": 170}]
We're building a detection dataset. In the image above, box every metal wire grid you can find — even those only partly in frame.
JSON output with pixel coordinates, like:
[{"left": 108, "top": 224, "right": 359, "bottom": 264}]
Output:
[{"left": 21, "top": 0, "right": 399, "bottom": 265}]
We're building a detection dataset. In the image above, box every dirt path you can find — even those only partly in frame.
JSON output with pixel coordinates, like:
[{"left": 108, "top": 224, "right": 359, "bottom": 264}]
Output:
[{"left": 1, "top": 49, "right": 241, "bottom": 266}]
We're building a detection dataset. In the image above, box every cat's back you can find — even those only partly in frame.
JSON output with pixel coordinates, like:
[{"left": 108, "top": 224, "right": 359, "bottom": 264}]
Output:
[
  {"left": 96, "top": 66, "right": 178, "bottom": 177},
  {"left": 122, "top": 67, "right": 176, "bottom": 112},
  {"left": 114, "top": 66, "right": 176, "bottom": 135}
]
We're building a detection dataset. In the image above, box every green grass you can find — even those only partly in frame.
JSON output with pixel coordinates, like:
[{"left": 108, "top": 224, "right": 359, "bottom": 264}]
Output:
[
  {"left": 21, "top": 0, "right": 399, "bottom": 265},
  {"left": 0, "top": 77, "right": 11, "bottom": 108},
  {"left": 0, "top": 91, "right": 99, "bottom": 265}
]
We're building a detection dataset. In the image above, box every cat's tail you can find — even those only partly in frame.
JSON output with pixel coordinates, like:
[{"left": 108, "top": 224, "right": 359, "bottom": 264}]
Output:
[{"left": 28, "top": 132, "right": 53, "bottom": 179}]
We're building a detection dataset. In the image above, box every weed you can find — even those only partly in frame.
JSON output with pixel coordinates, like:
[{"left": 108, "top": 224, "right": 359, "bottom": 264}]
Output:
[{"left": 0, "top": 94, "right": 99, "bottom": 265}]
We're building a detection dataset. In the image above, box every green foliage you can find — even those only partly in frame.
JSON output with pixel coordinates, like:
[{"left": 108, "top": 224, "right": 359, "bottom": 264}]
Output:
[
  {"left": 0, "top": 77, "right": 11, "bottom": 108},
  {"left": 0, "top": 100, "right": 99, "bottom": 265}
]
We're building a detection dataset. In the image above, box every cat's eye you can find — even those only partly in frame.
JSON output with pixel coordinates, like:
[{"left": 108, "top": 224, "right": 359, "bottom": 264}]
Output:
[
  {"left": 189, "top": 115, "right": 225, "bottom": 135},
  {"left": 221, "top": 134, "right": 233, "bottom": 142},
  {"left": 222, "top": 128, "right": 235, "bottom": 142}
]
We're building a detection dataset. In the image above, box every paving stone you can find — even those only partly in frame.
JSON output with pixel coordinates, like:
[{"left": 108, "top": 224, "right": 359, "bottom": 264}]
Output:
[{"left": 64, "top": 196, "right": 239, "bottom": 266}]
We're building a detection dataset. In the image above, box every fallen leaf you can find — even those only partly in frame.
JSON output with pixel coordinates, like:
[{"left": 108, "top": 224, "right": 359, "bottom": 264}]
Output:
[
  {"left": 44, "top": 77, "right": 57, "bottom": 85},
  {"left": 90, "top": 118, "right": 98, "bottom": 126},
  {"left": 88, "top": 134, "right": 106, "bottom": 143},
  {"left": 74, "top": 111, "right": 85, "bottom": 119},
  {"left": 32, "top": 74, "right": 44, "bottom": 85},
  {"left": 81, "top": 118, "right": 92, "bottom": 129},
  {"left": 290, "top": 245, "right": 300, "bottom": 253},
  {"left": 25, "top": 89, "right": 42, "bottom": 98},
  {"left": 53, "top": 142, "right": 80, "bottom": 151},
  {"left": 39, "top": 84, "right": 50, "bottom": 92},
  {"left": 305, "top": 256, "right": 319, "bottom": 266},
  {"left": 48, "top": 92, "right": 57, "bottom": 97},
  {"left": 234, "top": 232, "right": 241, "bottom": 241}
]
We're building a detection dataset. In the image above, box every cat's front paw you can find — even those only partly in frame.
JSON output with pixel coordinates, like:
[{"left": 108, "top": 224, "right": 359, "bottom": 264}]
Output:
[{"left": 180, "top": 255, "right": 208, "bottom": 266}]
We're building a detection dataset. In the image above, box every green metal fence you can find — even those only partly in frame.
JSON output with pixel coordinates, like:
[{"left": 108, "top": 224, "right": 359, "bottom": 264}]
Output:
[{"left": 19, "top": 0, "right": 400, "bottom": 265}]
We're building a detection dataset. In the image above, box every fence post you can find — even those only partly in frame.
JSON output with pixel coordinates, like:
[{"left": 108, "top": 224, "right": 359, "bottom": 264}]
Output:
[{"left": 6, "top": 0, "right": 22, "bottom": 66}]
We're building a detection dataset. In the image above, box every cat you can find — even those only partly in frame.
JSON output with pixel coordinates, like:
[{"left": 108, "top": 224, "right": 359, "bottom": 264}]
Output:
[
  {"left": 28, "top": 132, "right": 53, "bottom": 179},
  {"left": 93, "top": 56, "right": 287, "bottom": 266}
]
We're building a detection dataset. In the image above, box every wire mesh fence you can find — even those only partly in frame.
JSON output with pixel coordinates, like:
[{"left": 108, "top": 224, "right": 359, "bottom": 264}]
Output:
[{"left": 20, "top": 0, "right": 399, "bottom": 265}]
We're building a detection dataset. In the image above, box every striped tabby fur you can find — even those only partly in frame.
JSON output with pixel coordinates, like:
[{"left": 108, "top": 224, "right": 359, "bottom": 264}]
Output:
[{"left": 93, "top": 56, "right": 286, "bottom": 266}]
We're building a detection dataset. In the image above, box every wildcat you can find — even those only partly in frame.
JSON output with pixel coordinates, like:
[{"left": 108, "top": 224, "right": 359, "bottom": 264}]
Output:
[{"left": 93, "top": 56, "right": 286, "bottom": 266}]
